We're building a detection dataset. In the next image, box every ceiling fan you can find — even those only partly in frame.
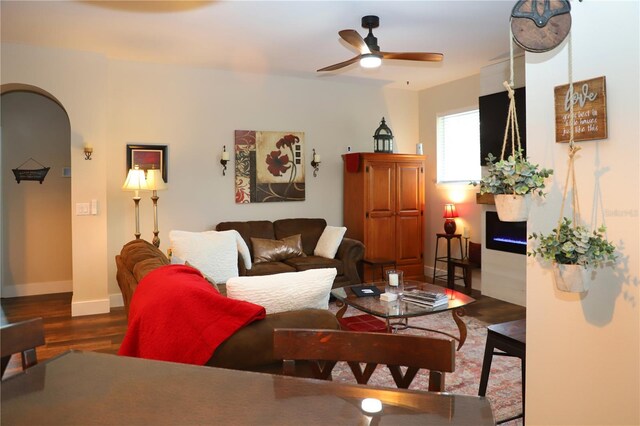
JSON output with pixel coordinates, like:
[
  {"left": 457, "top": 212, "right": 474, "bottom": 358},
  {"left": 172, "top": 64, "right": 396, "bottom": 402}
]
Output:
[{"left": 318, "top": 15, "right": 444, "bottom": 72}]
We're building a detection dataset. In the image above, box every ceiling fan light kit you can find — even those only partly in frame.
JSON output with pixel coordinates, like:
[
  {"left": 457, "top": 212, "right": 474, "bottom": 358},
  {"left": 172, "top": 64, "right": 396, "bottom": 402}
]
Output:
[
  {"left": 359, "top": 53, "right": 382, "bottom": 68},
  {"left": 318, "top": 15, "right": 443, "bottom": 72}
]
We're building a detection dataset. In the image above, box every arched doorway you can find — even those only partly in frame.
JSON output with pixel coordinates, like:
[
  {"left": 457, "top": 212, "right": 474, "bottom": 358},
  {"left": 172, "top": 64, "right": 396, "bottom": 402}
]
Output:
[{"left": 1, "top": 84, "right": 72, "bottom": 298}]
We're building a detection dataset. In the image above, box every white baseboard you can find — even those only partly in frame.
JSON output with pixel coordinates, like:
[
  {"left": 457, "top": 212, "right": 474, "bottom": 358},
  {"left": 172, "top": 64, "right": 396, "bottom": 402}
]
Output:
[
  {"left": 71, "top": 297, "right": 110, "bottom": 317},
  {"left": 1, "top": 280, "right": 72, "bottom": 297},
  {"left": 109, "top": 293, "right": 124, "bottom": 309}
]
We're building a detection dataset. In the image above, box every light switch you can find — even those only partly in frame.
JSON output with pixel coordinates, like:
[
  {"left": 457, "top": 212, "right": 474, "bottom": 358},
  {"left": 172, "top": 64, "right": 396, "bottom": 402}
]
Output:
[
  {"left": 91, "top": 199, "right": 98, "bottom": 215},
  {"left": 76, "top": 203, "right": 90, "bottom": 216}
]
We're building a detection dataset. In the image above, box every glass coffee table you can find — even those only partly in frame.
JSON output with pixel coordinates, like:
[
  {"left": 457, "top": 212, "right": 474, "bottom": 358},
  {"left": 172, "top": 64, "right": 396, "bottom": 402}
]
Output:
[{"left": 331, "top": 281, "right": 476, "bottom": 350}]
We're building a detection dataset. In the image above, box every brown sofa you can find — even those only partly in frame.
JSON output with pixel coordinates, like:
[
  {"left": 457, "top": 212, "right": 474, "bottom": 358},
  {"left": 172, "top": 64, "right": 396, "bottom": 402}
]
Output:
[
  {"left": 115, "top": 239, "right": 340, "bottom": 374},
  {"left": 216, "top": 218, "right": 364, "bottom": 288}
]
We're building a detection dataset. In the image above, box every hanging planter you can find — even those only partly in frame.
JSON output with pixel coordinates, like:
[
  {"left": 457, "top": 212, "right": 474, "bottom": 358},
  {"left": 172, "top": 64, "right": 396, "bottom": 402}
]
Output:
[
  {"left": 476, "top": 148, "right": 553, "bottom": 222},
  {"left": 552, "top": 263, "right": 592, "bottom": 293},
  {"left": 529, "top": 218, "right": 617, "bottom": 293},
  {"left": 494, "top": 193, "right": 531, "bottom": 222},
  {"left": 473, "top": 79, "right": 553, "bottom": 222}
]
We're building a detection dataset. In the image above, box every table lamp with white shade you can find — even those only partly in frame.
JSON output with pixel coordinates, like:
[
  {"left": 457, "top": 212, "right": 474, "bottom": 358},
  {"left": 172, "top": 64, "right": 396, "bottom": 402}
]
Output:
[
  {"left": 145, "top": 168, "right": 167, "bottom": 248},
  {"left": 122, "top": 165, "right": 148, "bottom": 240}
]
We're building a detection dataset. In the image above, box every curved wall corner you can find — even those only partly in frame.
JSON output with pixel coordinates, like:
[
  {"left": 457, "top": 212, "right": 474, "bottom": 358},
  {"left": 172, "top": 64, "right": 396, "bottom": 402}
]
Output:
[{"left": 1, "top": 85, "right": 72, "bottom": 297}]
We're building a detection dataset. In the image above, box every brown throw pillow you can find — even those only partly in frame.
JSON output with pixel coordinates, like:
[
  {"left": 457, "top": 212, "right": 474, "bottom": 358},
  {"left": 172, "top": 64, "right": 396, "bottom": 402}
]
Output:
[{"left": 251, "top": 234, "right": 305, "bottom": 264}]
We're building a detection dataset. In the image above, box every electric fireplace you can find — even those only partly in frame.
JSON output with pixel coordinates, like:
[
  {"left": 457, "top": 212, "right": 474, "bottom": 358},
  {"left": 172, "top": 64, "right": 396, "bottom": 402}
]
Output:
[{"left": 485, "top": 211, "right": 527, "bottom": 255}]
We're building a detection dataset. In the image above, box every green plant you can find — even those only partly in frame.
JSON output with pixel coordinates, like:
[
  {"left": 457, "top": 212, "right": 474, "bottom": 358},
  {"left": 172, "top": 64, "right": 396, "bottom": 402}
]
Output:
[
  {"left": 528, "top": 218, "right": 617, "bottom": 268},
  {"left": 474, "top": 149, "right": 553, "bottom": 196}
]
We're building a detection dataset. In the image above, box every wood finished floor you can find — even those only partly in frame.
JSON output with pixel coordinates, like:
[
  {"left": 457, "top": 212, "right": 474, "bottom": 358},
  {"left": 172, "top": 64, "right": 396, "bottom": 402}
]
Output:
[{"left": 1, "top": 284, "right": 525, "bottom": 378}]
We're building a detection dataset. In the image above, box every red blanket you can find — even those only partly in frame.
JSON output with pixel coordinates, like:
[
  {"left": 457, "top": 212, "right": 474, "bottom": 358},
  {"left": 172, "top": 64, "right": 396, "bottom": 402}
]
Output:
[{"left": 118, "top": 265, "right": 265, "bottom": 365}]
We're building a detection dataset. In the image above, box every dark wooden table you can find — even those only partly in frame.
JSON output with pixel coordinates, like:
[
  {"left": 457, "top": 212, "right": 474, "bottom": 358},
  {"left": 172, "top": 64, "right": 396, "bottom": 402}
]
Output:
[
  {"left": 1, "top": 351, "right": 495, "bottom": 425},
  {"left": 332, "top": 281, "right": 475, "bottom": 350},
  {"left": 362, "top": 257, "right": 397, "bottom": 282}
]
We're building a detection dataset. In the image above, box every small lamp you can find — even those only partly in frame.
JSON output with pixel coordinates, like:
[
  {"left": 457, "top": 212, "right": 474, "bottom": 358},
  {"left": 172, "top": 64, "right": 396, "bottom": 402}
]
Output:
[
  {"left": 220, "top": 145, "right": 230, "bottom": 176},
  {"left": 145, "top": 168, "right": 167, "bottom": 248},
  {"left": 122, "top": 166, "right": 148, "bottom": 239},
  {"left": 373, "top": 117, "right": 394, "bottom": 153},
  {"left": 310, "top": 149, "right": 321, "bottom": 177},
  {"left": 443, "top": 204, "right": 458, "bottom": 235}
]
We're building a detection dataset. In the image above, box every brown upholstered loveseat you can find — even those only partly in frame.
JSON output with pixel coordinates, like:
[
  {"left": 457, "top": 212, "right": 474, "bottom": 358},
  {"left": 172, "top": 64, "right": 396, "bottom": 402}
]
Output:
[
  {"left": 216, "top": 218, "right": 364, "bottom": 288},
  {"left": 115, "top": 239, "right": 340, "bottom": 374}
]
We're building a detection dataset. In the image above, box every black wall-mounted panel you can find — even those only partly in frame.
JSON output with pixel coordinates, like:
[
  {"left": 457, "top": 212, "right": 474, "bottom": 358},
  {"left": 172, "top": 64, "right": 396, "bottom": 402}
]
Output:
[{"left": 479, "top": 87, "right": 526, "bottom": 164}]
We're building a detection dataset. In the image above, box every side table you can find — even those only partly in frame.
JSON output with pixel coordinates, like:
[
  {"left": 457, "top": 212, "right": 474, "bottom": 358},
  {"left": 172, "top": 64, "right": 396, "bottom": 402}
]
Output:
[{"left": 432, "top": 233, "right": 463, "bottom": 289}]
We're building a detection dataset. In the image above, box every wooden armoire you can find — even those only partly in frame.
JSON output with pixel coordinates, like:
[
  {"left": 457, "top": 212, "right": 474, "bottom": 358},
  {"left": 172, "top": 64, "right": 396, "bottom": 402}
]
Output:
[{"left": 342, "top": 153, "right": 426, "bottom": 282}]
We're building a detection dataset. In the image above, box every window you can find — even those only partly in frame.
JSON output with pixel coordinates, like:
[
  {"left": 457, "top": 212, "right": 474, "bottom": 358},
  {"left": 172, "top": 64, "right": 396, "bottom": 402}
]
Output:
[{"left": 437, "top": 109, "right": 481, "bottom": 183}]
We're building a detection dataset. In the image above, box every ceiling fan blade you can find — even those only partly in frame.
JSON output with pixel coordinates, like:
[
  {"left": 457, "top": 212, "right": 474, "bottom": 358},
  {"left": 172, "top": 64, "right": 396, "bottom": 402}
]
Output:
[
  {"left": 317, "top": 56, "right": 361, "bottom": 72},
  {"left": 380, "top": 52, "right": 444, "bottom": 62},
  {"left": 339, "top": 29, "right": 371, "bottom": 54}
]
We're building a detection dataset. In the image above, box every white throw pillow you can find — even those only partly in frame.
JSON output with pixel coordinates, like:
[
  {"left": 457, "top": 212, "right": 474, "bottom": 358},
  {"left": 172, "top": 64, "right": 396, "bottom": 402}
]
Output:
[
  {"left": 230, "top": 230, "right": 252, "bottom": 270},
  {"left": 314, "top": 226, "right": 347, "bottom": 259},
  {"left": 169, "top": 230, "right": 239, "bottom": 284},
  {"left": 226, "top": 268, "right": 337, "bottom": 315}
]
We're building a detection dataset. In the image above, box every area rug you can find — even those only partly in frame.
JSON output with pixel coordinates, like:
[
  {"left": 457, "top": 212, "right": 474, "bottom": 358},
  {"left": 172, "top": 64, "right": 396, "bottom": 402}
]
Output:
[{"left": 328, "top": 303, "right": 524, "bottom": 425}]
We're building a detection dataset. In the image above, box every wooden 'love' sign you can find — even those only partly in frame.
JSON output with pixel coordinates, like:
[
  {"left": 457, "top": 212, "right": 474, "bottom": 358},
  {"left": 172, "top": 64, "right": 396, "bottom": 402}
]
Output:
[{"left": 554, "top": 76, "right": 607, "bottom": 143}]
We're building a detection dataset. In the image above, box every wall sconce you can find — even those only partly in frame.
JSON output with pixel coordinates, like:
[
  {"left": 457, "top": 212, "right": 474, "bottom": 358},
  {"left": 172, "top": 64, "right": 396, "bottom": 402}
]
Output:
[
  {"left": 310, "top": 149, "right": 321, "bottom": 177},
  {"left": 145, "top": 168, "right": 167, "bottom": 248},
  {"left": 122, "top": 165, "right": 148, "bottom": 240},
  {"left": 443, "top": 203, "right": 459, "bottom": 235},
  {"left": 220, "top": 145, "right": 230, "bottom": 176},
  {"left": 84, "top": 144, "right": 93, "bottom": 160}
]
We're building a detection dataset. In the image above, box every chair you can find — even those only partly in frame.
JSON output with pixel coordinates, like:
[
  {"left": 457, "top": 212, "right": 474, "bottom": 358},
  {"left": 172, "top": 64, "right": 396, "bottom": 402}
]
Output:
[
  {"left": 449, "top": 241, "right": 481, "bottom": 294},
  {"left": 478, "top": 319, "right": 526, "bottom": 424},
  {"left": 273, "top": 328, "right": 455, "bottom": 391},
  {"left": 1, "top": 317, "right": 46, "bottom": 378}
]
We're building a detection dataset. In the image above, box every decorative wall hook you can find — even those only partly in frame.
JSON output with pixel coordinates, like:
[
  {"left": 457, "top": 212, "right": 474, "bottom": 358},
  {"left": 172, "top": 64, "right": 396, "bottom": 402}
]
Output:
[
  {"left": 220, "top": 145, "right": 230, "bottom": 176},
  {"left": 310, "top": 149, "right": 321, "bottom": 177},
  {"left": 84, "top": 144, "right": 93, "bottom": 160}
]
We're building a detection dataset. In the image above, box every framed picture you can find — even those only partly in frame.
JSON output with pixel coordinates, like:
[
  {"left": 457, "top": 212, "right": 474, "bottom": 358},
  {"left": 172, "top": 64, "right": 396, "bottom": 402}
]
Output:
[
  {"left": 126, "top": 144, "right": 168, "bottom": 182},
  {"left": 235, "top": 130, "right": 305, "bottom": 203}
]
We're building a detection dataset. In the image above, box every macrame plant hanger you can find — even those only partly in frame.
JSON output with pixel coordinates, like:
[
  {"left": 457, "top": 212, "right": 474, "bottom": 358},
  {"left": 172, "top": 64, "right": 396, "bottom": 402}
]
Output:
[
  {"left": 500, "top": 27, "right": 524, "bottom": 176},
  {"left": 557, "top": 32, "right": 583, "bottom": 234}
]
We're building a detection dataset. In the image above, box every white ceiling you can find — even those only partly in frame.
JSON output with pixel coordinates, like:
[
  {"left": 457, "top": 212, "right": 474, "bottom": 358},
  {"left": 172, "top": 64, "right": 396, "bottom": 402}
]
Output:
[{"left": 1, "top": 1, "right": 521, "bottom": 91}]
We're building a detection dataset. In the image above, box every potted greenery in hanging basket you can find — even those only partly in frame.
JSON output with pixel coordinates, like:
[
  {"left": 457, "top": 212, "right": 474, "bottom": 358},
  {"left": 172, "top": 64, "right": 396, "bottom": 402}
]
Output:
[
  {"left": 528, "top": 218, "right": 617, "bottom": 293},
  {"left": 475, "top": 149, "right": 553, "bottom": 221}
]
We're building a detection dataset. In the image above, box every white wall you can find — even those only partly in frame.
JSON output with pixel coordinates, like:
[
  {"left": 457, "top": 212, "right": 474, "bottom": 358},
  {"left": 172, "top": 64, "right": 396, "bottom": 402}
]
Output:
[
  {"left": 525, "top": 1, "right": 639, "bottom": 424},
  {"left": 1, "top": 91, "right": 72, "bottom": 296},
  {"left": 418, "top": 56, "right": 525, "bottom": 300},
  {"left": 106, "top": 61, "right": 418, "bottom": 300},
  {"left": 1, "top": 43, "right": 419, "bottom": 311},
  {"left": 418, "top": 74, "right": 482, "bottom": 285},
  {"left": 479, "top": 56, "right": 527, "bottom": 306},
  {"left": 1, "top": 44, "right": 110, "bottom": 316}
]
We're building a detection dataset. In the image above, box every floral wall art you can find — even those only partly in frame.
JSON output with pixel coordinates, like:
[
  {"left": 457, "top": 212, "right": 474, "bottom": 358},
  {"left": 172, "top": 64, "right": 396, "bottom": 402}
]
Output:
[{"left": 234, "top": 130, "right": 305, "bottom": 203}]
